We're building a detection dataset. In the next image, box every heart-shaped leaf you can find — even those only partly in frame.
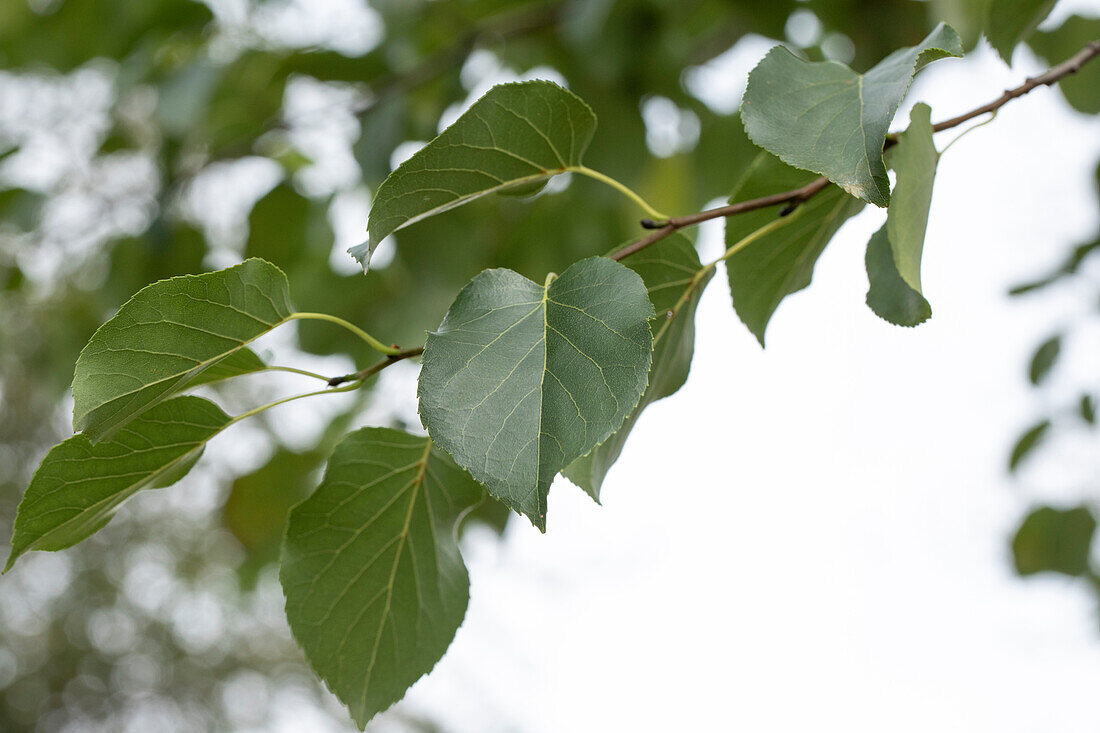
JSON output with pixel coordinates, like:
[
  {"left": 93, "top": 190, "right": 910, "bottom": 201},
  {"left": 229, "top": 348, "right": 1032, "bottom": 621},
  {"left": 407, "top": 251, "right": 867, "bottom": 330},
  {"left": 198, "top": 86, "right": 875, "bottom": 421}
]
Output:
[
  {"left": 72, "top": 258, "right": 293, "bottom": 442},
  {"left": 742, "top": 23, "right": 961, "bottom": 207},
  {"left": 5, "top": 396, "right": 229, "bottom": 572},
  {"left": 418, "top": 257, "right": 654, "bottom": 529},
  {"left": 354, "top": 80, "right": 596, "bottom": 270},
  {"left": 280, "top": 428, "right": 482, "bottom": 729}
]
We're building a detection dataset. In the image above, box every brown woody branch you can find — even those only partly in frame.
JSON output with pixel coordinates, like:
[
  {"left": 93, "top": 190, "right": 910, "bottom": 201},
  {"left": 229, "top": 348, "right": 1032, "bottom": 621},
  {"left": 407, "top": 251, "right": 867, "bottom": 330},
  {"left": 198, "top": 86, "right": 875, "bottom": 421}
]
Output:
[
  {"left": 609, "top": 39, "right": 1100, "bottom": 262},
  {"left": 327, "top": 346, "right": 425, "bottom": 387}
]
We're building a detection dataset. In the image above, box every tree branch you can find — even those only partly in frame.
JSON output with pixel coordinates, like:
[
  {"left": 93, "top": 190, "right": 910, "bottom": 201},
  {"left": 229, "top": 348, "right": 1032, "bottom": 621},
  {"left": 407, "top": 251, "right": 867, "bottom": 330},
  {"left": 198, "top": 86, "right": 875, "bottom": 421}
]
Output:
[
  {"left": 610, "top": 39, "right": 1100, "bottom": 262},
  {"left": 327, "top": 346, "right": 425, "bottom": 387}
]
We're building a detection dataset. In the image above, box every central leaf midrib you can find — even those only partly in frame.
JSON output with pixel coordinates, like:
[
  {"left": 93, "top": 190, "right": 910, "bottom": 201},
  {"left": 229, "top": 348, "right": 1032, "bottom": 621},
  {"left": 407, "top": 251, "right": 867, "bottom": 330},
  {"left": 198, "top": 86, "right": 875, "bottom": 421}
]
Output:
[
  {"left": 359, "top": 439, "right": 433, "bottom": 715},
  {"left": 534, "top": 280, "right": 551, "bottom": 520},
  {"left": 80, "top": 314, "right": 292, "bottom": 434}
]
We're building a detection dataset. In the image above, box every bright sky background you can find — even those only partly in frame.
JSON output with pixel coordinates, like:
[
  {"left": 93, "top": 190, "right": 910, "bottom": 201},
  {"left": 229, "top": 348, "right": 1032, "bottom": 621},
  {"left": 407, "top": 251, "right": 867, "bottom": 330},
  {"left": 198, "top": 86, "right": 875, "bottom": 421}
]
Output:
[{"left": 365, "top": 20, "right": 1100, "bottom": 733}]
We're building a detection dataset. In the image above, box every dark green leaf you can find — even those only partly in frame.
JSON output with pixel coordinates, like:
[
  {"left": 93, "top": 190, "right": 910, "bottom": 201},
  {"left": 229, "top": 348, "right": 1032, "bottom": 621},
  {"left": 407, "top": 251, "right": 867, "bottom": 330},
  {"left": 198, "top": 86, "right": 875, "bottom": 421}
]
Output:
[
  {"left": 1009, "top": 419, "right": 1051, "bottom": 472},
  {"left": 987, "top": 0, "right": 1058, "bottom": 63},
  {"left": 1079, "top": 394, "right": 1096, "bottom": 426},
  {"left": 223, "top": 447, "right": 321, "bottom": 588},
  {"left": 566, "top": 234, "right": 712, "bottom": 500},
  {"left": 280, "top": 428, "right": 482, "bottom": 729},
  {"left": 725, "top": 152, "right": 864, "bottom": 345},
  {"left": 71, "top": 259, "right": 293, "bottom": 442},
  {"left": 1012, "top": 505, "right": 1096, "bottom": 576},
  {"left": 1028, "top": 334, "right": 1061, "bottom": 385},
  {"left": 865, "top": 103, "right": 938, "bottom": 327},
  {"left": 1028, "top": 16, "right": 1100, "bottom": 114},
  {"left": 5, "top": 396, "right": 229, "bottom": 572},
  {"left": 741, "top": 23, "right": 962, "bottom": 207},
  {"left": 356, "top": 80, "right": 596, "bottom": 270},
  {"left": 418, "top": 257, "right": 654, "bottom": 529}
]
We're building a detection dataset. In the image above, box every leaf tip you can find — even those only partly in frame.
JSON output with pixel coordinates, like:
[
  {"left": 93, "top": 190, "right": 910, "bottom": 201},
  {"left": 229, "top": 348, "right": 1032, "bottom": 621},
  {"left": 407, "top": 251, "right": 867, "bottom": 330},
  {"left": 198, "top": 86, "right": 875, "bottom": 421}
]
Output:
[{"left": 347, "top": 240, "right": 371, "bottom": 273}]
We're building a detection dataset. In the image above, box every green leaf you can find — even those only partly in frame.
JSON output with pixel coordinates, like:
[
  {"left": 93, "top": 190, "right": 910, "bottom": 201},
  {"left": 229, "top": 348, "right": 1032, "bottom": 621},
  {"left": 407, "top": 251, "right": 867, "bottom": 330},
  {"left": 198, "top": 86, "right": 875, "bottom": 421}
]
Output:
[
  {"left": 224, "top": 447, "right": 321, "bottom": 589},
  {"left": 741, "top": 23, "right": 962, "bottom": 207},
  {"left": 1029, "top": 16, "right": 1100, "bottom": 114},
  {"left": 1079, "top": 394, "right": 1096, "bottom": 426},
  {"left": 71, "top": 258, "right": 293, "bottom": 442},
  {"left": 566, "top": 234, "right": 712, "bottom": 500},
  {"left": 1008, "top": 240, "right": 1100, "bottom": 296},
  {"left": 418, "top": 257, "right": 654, "bottom": 529},
  {"left": 5, "top": 396, "right": 229, "bottom": 572},
  {"left": 725, "top": 152, "right": 864, "bottom": 345},
  {"left": 1028, "top": 334, "right": 1061, "bottom": 385},
  {"left": 986, "top": 0, "right": 1058, "bottom": 63},
  {"left": 280, "top": 428, "right": 482, "bottom": 729},
  {"left": 865, "top": 103, "right": 938, "bottom": 327},
  {"left": 355, "top": 80, "right": 597, "bottom": 270},
  {"left": 1012, "top": 505, "right": 1096, "bottom": 577},
  {"left": 1008, "top": 419, "right": 1051, "bottom": 472}
]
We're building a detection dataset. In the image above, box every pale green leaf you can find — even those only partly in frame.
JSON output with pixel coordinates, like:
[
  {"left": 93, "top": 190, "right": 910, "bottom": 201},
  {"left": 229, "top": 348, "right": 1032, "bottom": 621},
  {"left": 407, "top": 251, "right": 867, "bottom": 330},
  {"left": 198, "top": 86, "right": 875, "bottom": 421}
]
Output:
[
  {"left": 725, "top": 150, "right": 864, "bottom": 345},
  {"left": 741, "top": 23, "right": 962, "bottom": 207},
  {"left": 1012, "top": 505, "right": 1096, "bottom": 577},
  {"left": 72, "top": 258, "right": 293, "bottom": 442},
  {"left": 566, "top": 234, "right": 712, "bottom": 500},
  {"left": 355, "top": 80, "right": 596, "bottom": 270},
  {"left": 987, "top": 0, "right": 1058, "bottom": 63},
  {"left": 418, "top": 257, "right": 654, "bottom": 529},
  {"left": 280, "top": 428, "right": 482, "bottom": 729},
  {"left": 865, "top": 103, "right": 938, "bottom": 327},
  {"left": 5, "top": 396, "right": 229, "bottom": 572}
]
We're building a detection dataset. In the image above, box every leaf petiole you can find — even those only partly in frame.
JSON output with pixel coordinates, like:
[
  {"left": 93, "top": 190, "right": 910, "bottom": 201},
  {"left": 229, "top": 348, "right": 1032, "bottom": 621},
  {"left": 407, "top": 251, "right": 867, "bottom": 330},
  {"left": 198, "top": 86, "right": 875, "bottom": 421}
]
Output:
[
  {"left": 288, "top": 312, "right": 402, "bottom": 356},
  {"left": 264, "top": 365, "right": 333, "bottom": 382},
  {"left": 568, "top": 165, "right": 670, "bottom": 222},
  {"left": 226, "top": 381, "right": 364, "bottom": 428}
]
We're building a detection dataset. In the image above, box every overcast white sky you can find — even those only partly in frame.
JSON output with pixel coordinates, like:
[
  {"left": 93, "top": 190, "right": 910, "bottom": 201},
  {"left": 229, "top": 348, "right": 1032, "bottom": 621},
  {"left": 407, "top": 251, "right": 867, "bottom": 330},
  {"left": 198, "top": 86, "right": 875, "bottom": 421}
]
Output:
[{"left": 360, "top": 21, "right": 1100, "bottom": 733}]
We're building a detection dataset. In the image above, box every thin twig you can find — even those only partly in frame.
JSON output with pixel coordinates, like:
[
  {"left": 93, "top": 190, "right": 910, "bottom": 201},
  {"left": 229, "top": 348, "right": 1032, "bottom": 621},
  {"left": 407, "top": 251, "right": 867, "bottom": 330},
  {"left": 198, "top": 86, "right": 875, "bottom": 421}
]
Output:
[
  {"left": 327, "top": 346, "right": 425, "bottom": 387},
  {"left": 610, "top": 39, "right": 1100, "bottom": 262}
]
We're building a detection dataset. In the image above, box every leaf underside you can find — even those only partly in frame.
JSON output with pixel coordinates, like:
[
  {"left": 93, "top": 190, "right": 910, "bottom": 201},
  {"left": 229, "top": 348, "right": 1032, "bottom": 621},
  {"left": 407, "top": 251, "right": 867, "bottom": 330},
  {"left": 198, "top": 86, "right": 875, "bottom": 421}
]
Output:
[
  {"left": 355, "top": 80, "right": 597, "bottom": 270},
  {"left": 418, "top": 256, "right": 654, "bottom": 529},
  {"left": 71, "top": 258, "right": 293, "bottom": 442},
  {"left": 865, "top": 103, "right": 938, "bottom": 327},
  {"left": 280, "top": 428, "right": 482, "bottom": 729},
  {"left": 741, "top": 22, "right": 961, "bottom": 207}
]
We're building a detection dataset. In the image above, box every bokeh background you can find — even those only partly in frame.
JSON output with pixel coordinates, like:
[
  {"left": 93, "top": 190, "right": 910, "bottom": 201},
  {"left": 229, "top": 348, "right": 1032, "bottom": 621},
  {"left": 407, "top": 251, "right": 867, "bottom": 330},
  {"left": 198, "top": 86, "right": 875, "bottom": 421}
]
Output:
[{"left": 1, "top": 0, "right": 1099, "bottom": 730}]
